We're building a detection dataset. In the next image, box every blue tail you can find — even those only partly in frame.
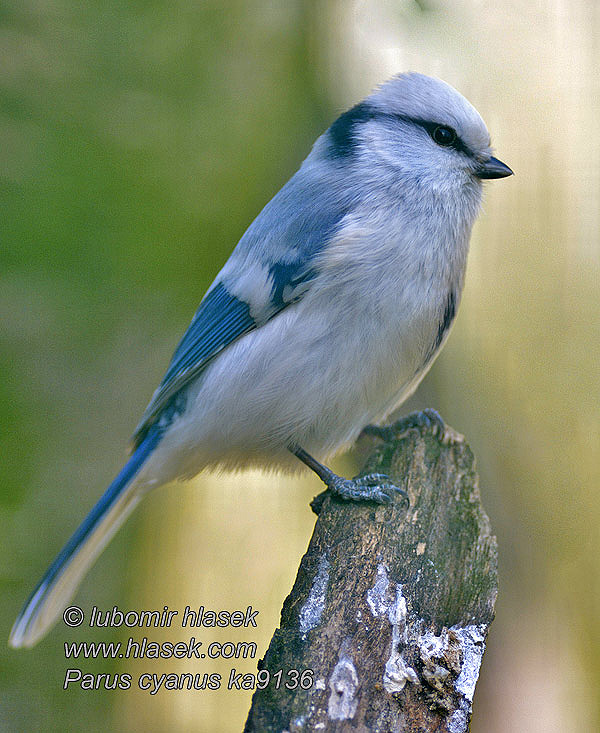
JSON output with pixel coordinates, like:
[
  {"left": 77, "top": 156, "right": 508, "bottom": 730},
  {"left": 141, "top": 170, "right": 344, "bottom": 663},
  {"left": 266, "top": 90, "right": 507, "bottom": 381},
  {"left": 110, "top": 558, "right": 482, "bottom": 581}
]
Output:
[{"left": 9, "top": 429, "right": 163, "bottom": 648}]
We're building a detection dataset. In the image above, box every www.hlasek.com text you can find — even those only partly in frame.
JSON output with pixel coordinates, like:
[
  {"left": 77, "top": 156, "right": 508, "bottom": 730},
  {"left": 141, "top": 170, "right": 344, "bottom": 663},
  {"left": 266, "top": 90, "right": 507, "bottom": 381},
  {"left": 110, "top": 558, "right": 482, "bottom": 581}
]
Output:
[{"left": 64, "top": 636, "right": 257, "bottom": 661}]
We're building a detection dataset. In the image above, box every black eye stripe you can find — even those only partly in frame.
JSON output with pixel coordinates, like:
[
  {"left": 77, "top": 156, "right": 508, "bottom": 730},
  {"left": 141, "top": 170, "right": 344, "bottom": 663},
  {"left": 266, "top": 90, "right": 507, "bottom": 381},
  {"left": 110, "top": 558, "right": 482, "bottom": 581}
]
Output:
[
  {"left": 327, "top": 105, "right": 474, "bottom": 159},
  {"left": 393, "top": 115, "right": 470, "bottom": 155}
]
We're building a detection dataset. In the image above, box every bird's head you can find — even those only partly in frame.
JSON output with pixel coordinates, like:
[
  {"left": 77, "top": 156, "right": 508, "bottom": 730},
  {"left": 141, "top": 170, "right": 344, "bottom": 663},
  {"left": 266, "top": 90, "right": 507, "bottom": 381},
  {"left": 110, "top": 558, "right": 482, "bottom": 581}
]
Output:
[{"left": 326, "top": 72, "right": 513, "bottom": 189}]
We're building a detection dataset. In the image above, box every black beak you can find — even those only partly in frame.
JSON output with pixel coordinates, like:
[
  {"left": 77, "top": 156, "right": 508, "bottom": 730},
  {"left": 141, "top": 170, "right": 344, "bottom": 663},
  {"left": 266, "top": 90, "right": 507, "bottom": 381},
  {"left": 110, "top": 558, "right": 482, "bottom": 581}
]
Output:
[{"left": 476, "top": 156, "right": 513, "bottom": 179}]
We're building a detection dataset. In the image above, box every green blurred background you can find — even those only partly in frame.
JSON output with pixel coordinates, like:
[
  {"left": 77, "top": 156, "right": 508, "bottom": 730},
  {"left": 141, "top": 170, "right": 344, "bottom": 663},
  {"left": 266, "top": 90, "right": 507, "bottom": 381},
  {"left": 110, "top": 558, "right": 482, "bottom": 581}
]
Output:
[{"left": 1, "top": 1, "right": 599, "bottom": 731}]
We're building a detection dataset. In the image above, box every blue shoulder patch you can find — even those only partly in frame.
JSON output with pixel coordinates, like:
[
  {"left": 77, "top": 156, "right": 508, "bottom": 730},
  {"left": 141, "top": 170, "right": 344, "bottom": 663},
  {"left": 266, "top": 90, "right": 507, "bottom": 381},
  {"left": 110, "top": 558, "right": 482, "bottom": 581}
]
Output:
[
  {"left": 133, "top": 283, "right": 256, "bottom": 443},
  {"left": 268, "top": 261, "right": 317, "bottom": 309}
]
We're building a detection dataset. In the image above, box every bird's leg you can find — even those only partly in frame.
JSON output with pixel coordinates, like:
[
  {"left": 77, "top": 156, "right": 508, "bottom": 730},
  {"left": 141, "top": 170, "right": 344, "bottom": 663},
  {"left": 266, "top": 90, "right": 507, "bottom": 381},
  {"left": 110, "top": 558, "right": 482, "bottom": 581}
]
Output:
[{"left": 290, "top": 445, "right": 408, "bottom": 513}]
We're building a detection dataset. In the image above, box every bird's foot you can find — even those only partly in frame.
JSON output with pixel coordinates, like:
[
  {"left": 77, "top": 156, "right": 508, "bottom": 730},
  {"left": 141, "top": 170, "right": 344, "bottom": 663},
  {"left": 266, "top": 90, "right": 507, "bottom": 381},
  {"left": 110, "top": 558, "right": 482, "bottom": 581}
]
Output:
[
  {"left": 311, "top": 471, "right": 408, "bottom": 514},
  {"left": 361, "top": 424, "right": 396, "bottom": 441},
  {"left": 363, "top": 409, "right": 447, "bottom": 442},
  {"left": 328, "top": 472, "right": 404, "bottom": 503}
]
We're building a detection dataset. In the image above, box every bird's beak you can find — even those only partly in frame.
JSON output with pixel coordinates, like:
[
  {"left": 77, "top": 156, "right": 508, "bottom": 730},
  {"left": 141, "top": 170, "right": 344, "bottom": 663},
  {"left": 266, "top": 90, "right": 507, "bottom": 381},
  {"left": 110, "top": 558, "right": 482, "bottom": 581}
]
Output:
[{"left": 476, "top": 156, "right": 513, "bottom": 179}]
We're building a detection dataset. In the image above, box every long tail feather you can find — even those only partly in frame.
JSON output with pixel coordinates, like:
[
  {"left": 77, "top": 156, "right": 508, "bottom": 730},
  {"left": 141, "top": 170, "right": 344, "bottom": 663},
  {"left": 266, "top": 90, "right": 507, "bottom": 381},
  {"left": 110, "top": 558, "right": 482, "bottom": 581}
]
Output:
[{"left": 9, "top": 430, "right": 162, "bottom": 649}]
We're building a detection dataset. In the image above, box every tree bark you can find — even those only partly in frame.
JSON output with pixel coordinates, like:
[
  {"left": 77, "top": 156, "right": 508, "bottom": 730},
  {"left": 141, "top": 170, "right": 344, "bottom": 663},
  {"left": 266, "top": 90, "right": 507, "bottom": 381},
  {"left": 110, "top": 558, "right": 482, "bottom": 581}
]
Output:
[{"left": 245, "top": 414, "right": 498, "bottom": 732}]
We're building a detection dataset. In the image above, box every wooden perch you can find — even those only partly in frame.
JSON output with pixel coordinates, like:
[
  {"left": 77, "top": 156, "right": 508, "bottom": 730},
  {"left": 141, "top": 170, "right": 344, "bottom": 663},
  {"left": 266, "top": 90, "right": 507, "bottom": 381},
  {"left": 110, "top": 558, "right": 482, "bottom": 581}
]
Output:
[{"left": 244, "top": 413, "right": 498, "bottom": 733}]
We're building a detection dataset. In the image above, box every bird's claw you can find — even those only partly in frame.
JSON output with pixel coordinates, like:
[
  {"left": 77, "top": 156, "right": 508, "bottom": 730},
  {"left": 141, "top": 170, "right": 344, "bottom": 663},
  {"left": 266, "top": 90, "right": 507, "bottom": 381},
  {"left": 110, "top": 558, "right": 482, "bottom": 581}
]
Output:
[
  {"left": 327, "top": 472, "right": 408, "bottom": 506},
  {"left": 403, "top": 408, "right": 446, "bottom": 436},
  {"left": 310, "top": 470, "right": 409, "bottom": 514}
]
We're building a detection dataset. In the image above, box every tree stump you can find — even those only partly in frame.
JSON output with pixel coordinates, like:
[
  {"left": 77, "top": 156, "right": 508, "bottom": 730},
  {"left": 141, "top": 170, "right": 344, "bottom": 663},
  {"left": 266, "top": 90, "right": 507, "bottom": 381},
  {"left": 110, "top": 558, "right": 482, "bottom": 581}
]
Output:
[{"left": 245, "top": 414, "right": 498, "bottom": 732}]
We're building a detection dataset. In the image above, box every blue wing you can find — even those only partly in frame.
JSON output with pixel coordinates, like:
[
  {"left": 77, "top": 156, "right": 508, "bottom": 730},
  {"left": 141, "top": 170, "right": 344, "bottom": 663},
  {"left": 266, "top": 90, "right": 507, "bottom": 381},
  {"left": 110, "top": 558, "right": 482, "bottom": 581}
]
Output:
[
  {"left": 133, "top": 282, "right": 257, "bottom": 443},
  {"left": 133, "top": 157, "right": 356, "bottom": 445},
  {"left": 157, "top": 283, "right": 255, "bottom": 408}
]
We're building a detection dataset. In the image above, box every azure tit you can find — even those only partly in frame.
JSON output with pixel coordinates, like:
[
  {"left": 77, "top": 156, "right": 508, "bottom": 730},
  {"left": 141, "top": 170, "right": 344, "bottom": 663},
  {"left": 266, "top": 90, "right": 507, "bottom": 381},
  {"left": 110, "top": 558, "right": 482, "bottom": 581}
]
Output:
[{"left": 10, "top": 72, "right": 512, "bottom": 648}]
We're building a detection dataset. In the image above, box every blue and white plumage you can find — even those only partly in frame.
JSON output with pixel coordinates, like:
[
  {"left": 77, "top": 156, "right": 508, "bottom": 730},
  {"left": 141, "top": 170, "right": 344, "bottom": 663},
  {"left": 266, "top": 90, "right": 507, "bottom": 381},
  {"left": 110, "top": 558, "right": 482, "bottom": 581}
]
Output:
[{"left": 10, "top": 72, "right": 512, "bottom": 648}]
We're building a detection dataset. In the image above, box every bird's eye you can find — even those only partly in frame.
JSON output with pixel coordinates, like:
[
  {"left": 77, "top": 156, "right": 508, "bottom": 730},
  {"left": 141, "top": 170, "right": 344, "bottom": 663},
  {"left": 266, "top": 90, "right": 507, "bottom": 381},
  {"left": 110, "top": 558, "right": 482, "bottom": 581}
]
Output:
[{"left": 432, "top": 125, "right": 457, "bottom": 147}]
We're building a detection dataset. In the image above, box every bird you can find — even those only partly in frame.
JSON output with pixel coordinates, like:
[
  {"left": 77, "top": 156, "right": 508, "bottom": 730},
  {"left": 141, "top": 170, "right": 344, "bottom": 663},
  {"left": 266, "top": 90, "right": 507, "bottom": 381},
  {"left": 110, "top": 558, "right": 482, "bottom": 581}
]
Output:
[{"left": 9, "top": 72, "right": 512, "bottom": 648}]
